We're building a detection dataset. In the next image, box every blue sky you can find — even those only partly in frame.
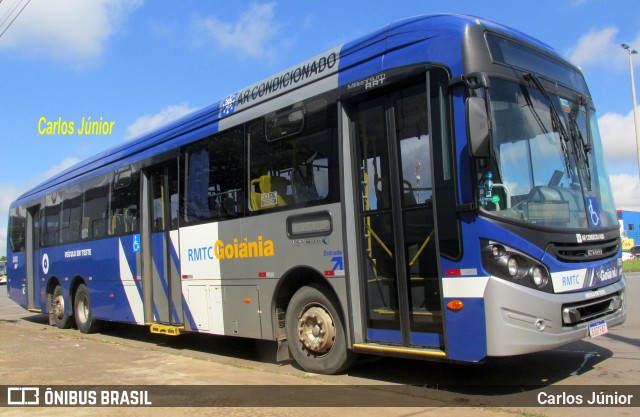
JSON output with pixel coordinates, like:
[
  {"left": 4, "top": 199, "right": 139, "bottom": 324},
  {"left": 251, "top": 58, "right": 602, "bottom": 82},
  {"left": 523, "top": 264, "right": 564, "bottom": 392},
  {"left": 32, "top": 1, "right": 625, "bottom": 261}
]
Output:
[{"left": 1, "top": 0, "right": 640, "bottom": 256}]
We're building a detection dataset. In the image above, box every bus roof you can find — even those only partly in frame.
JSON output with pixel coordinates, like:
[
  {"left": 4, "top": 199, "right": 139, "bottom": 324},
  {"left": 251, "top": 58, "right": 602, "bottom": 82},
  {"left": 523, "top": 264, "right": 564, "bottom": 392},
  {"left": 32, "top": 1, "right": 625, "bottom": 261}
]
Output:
[{"left": 13, "top": 14, "right": 557, "bottom": 206}]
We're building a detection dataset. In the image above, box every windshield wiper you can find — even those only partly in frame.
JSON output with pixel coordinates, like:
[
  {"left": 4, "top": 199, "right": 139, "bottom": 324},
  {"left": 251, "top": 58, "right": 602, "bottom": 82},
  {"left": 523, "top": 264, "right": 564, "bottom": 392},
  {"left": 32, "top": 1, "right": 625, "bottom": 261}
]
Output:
[
  {"left": 522, "top": 73, "right": 573, "bottom": 181},
  {"left": 569, "top": 95, "right": 592, "bottom": 190}
]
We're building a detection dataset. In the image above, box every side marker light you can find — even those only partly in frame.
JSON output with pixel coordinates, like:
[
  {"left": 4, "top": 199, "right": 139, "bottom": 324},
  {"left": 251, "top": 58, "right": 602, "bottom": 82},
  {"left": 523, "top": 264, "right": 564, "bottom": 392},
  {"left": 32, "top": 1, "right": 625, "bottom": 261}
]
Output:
[{"left": 447, "top": 300, "right": 464, "bottom": 311}]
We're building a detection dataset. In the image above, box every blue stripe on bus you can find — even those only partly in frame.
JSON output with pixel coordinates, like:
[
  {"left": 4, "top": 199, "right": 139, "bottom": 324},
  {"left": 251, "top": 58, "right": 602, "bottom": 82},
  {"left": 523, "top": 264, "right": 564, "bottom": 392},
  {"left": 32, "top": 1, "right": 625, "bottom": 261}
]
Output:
[
  {"left": 169, "top": 237, "right": 181, "bottom": 324},
  {"left": 366, "top": 329, "right": 443, "bottom": 347},
  {"left": 151, "top": 232, "right": 169, "bottom": 294},
  {"left": 120, "top": 235, "right": 139, "bottom": 278},
  {"left": 366, "top": 328, "right": 402, "bottom": 344},
  {"left": 443, "top": 297, "right": 487, "bottom": 362},
  {"left": 182, "top": 295, "right": 198, "bottom": 332},
  {"left": 337, "top": 15, "right": 468, "bottom": 88},
  {"left": 410, "top": 332, "right": 444, "bottom": 347}
]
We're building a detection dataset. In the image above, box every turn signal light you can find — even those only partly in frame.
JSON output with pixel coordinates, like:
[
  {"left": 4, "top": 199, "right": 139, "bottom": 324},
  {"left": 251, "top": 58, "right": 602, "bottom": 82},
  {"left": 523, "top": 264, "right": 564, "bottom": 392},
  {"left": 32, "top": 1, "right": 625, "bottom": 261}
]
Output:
[{"left": 447, "top": 300, "right": 464, "bottom": 311}]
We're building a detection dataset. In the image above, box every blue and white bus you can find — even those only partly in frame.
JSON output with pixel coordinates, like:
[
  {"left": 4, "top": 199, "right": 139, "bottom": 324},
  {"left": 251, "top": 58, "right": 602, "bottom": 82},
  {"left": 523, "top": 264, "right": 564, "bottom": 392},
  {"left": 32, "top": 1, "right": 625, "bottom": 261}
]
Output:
[{"left": 6, "top": 14, "right": 626, "bottom": 374}]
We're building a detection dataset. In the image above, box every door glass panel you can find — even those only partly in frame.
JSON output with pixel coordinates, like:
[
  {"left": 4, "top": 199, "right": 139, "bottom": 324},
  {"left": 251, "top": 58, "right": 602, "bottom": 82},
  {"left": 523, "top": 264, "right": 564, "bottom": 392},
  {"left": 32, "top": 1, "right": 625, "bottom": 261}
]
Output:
[
  {"left": 151, "top": 170, "right": 166, "bottom": 232},
  {"left": 168, "top": 167, "right": 179, "bottom": 230},
  {"left": 393, "top": 84, "right": 441, "bottom": 337},
  {"left": 355, "top": 76, "right": 447, "bottom": 347},
  {"left": 151, "top": 166, "right": 177, "bottom": 232},
  {"left": 148, "top": 163, "right": 181, "bottom": 325},
  {"left": 356, "top": 97, "right": 400, "bottom": 335}
]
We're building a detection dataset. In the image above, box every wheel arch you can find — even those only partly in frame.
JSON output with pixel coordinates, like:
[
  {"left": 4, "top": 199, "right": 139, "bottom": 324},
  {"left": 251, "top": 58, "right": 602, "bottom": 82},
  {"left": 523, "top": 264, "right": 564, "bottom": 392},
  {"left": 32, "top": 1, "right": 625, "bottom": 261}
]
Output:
[{"left": 271, "top": 266, "right": 345, "bottom": 341}]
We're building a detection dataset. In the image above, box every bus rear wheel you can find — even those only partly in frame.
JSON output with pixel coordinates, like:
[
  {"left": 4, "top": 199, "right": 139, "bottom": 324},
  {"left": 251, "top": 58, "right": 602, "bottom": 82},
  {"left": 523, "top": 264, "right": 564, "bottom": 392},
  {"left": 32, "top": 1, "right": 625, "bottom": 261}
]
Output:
[
  {"left": 74, "top": 284, "right": 102, "bottom": 334},
  {"left": 285, "top": 284, "right": 355, "bottom": 374},
  {"left": 51, "top": 285, "right": 73, "bottom": 329}
]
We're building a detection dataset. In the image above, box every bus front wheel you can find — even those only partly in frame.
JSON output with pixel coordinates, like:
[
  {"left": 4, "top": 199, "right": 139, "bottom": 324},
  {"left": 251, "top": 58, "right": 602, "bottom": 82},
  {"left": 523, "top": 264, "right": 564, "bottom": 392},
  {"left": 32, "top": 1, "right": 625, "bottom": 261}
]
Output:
[
  {"left": 74, "top": 284, "right": 102, "bottom": 334},
  {"left": 285, "top": 284, "right": 354, "bottom": 374}
]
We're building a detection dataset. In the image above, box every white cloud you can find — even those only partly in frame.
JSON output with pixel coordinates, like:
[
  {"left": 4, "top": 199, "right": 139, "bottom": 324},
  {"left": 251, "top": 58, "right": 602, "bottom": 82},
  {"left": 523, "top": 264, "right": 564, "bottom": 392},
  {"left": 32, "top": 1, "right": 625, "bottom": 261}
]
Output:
[
  {"left": 566, "top": 27, "right": 640, "bottom": 72},
  {"left": 0, "top": 0, "right": 143, "bottom": 69},
  {"left": 0, "top": 156, "right": 80, "bottom": 257},
  {"left": 194, "top": 2, "right": 281, "bottom": 59},
  {"left": 598, "top": 108, "right": 639, "bottom": 166},
  {"left": 1, "top": 101, "right": 197, "bottom": 255},
  {"left": 39, "top": 157, "right": 82, "bottom": 181},
  {"left": 566, "top": 27, "right": 625, "bottom": 70},
  {"left": 598, "top": 108, "right": 640, "bottom": 211},
  {"left": 125, "top": 103, "right": 197, "bottom": 140},
  {"left": 609, "top": 174, "right": 640, "bottom": 211}
]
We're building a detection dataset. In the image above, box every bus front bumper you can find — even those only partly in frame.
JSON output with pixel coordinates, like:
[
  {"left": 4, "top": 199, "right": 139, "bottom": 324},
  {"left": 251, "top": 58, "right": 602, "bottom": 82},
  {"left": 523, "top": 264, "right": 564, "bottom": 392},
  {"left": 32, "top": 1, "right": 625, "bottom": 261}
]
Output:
[{"left": 484, "top": 275, "right": 627, "bottom": 357}]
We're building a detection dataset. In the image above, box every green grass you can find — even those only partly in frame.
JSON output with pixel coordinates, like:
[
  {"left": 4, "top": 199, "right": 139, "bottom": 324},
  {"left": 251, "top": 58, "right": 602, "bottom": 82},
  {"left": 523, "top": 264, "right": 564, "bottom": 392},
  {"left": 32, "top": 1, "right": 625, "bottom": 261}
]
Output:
[{"left": 623, "top": 258, "right": 640, "bottom": 272}]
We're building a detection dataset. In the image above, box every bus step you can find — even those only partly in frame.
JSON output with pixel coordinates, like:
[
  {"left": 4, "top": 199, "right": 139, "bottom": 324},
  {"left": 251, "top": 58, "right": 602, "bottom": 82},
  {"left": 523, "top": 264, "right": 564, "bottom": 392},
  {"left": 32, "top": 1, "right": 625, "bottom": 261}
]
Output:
[
  {"left": 353, "top": 343, "right": 446, "bottom": 359},
  {"left": 150, "top": 323, "right": 184, "bottom": 336}
]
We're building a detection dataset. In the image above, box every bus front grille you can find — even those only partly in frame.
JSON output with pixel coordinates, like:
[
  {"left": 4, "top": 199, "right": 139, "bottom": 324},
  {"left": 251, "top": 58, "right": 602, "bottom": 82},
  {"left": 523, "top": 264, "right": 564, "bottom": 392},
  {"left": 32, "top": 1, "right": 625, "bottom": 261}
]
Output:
[
  {"left": 561, "top": 292, "right": 623, "bottom": 326},
  {"left": 549, "top": 238, "right": 620, "bottom": 263}
]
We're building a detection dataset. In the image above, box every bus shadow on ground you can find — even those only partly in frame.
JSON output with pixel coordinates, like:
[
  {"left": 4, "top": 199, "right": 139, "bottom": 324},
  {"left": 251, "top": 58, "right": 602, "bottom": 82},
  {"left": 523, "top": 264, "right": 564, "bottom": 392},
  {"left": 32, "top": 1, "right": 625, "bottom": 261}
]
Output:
[
  {"left": 23, "top": 314, "right": 281, "bottom": 366},
  {"left": 21, "top": 313, "right": 613, "bottom": 396},
  {"left": 346, "top": 340, "right": 613, "bottom": 395}
]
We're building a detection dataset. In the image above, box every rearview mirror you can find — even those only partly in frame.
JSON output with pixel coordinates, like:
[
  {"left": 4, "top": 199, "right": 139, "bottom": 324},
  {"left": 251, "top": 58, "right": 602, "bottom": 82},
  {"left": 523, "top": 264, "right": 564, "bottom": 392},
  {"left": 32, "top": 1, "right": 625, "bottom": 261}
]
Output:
[{"left": 466, "top": 96, "right": 490, "bottom": 158}]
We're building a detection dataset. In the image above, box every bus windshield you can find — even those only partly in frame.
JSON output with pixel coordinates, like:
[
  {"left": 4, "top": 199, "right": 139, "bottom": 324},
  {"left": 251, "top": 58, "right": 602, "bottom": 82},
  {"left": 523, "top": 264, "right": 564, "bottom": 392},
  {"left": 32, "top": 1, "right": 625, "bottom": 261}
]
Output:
[{"left": 480, "top": 78, "right": 617, "bottom": 230}]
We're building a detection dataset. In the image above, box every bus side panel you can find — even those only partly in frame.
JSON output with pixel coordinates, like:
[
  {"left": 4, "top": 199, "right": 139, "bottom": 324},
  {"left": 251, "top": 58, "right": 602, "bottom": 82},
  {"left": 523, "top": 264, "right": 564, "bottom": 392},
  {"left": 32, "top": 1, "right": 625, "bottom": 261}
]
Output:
[
  {"left": 6, "top": 250, "right": 28, "bottom": 309},
  {"left": 241, "top": 204, "right": 348, "bottom": 341},
  {"left": 439, "top": 220, "right": 489, "bottom": 362},
  {"left": 114, "top": 235, "right": 145, "bottom": 324},
  {"left": 178, "top": 204, "right": 348, "bottom": 341},
  {"left": 179, "top": 221, "right": 227, "bottom": 335},
  {"left": 441, "top": 296, "right": 488, "bottom": 361},
  {"left": 34, "top": 236, "right": 144, "bottom": 325}
]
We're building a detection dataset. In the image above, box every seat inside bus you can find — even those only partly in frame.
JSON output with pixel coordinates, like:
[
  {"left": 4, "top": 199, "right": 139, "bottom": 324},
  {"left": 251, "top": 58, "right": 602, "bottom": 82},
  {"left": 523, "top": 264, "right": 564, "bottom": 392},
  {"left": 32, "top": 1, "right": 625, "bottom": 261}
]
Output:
[{"left": 250, "top": 175, "right": 288, "bottom": 210}]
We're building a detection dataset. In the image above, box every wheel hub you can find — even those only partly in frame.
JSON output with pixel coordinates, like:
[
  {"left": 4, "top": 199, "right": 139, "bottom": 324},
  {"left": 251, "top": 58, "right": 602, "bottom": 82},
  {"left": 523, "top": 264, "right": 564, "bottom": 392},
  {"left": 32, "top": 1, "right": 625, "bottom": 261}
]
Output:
[
  {"left": 297, "top": 306, "right": 336, "bottom": 353},
  {"left": 77, "top": 296, "right": 88, "bottom": 323},
  {"left": 53, "top": 295, "right": 65, "bottom": 319}
]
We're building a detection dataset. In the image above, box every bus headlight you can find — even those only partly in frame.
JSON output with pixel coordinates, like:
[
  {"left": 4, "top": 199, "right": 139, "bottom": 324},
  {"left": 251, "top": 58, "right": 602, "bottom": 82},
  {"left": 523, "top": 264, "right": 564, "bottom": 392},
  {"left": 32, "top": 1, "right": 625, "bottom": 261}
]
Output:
[
  {"left": 491, "top": 244, "right": 505, "bottom": 257},
  {"left": 531, "top": 266, "right": 547, "bottom": 287},
  {"left": 481, "top": 239, "right": 551, "bottom": 292},
  {"left": 507, "top": 257, "right": 519, "bottom": 277}
]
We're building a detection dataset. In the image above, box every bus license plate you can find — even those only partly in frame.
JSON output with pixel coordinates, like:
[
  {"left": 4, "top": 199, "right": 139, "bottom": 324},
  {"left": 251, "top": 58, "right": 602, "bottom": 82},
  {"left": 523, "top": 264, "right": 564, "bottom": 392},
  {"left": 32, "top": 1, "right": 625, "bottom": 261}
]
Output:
[{"left": 588, "top": 320, "right": 608, "bottom": 338}]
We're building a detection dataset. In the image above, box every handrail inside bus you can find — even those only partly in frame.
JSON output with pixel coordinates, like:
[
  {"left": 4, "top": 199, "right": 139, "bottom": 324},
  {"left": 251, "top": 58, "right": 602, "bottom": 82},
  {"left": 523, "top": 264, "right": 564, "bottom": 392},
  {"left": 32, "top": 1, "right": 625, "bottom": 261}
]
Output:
[
  {"left": 364, "top": 222, "right": 393, "bottom": 258},
  {"left": 408, "top": 230, "right": 434, "bottom": 267}
]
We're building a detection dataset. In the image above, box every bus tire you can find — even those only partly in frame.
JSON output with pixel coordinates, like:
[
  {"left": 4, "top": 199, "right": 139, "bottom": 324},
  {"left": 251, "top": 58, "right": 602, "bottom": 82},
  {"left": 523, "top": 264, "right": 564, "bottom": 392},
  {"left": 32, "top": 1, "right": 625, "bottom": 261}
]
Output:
[
  {"left": 51, "top": 285, "right": 73, "bottom": 329},
  {"left": 74, "top": 284, "right": 102, "bottom": 334},
  {"left": 285, "top": 284, "right": 355, "bottom": 374}
]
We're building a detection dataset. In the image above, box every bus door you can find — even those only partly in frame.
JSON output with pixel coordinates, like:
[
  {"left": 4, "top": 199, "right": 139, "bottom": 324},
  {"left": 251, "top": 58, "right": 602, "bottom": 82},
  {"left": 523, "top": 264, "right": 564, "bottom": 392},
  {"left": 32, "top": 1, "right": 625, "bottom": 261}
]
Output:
[
  {"left": 144, "top": 162, "right": 182, "bottom": 326},
  {"left": 26, "top": 205, "right": 41, "bottom": 311},
  {"left": 352, "top": 73, "right": 448, "bottom": 349}
]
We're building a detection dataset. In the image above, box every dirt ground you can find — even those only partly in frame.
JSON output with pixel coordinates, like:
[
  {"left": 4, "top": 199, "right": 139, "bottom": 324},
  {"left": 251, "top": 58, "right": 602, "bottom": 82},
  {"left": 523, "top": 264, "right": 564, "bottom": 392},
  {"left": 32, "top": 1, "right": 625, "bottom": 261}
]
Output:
[{"left": 1, "top": 273, "right": 638, "bottom": 417}]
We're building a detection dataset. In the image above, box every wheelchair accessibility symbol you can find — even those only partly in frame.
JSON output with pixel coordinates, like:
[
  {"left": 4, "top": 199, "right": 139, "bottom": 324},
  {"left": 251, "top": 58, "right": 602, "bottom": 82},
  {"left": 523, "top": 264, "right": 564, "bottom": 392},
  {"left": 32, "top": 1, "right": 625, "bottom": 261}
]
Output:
[
  {"left": 133, "top": 234, "right": 141, "bottom": 253},
  {"left": 586, "top": 197, "right": 601, "bottom": 228}
]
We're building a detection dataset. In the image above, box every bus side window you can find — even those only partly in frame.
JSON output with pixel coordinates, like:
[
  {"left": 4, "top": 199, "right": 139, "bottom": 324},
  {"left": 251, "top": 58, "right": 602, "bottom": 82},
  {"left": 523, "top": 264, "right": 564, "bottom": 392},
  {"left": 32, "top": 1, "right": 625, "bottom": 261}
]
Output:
[
  {"left": 110, "top": 169, "right": 140, "bottom": 235},
  {"left": 43, "top": 192, "right": 61, "bottom": 246},
  {"left": 181, "top": 127, "right": 244, "bottom": 225},
  {"left": 82, "top": 183, "right": 109, "bottom": 240},
  {"left": 9, "top": 206, "right": 26, "bottom": 252},
  {"left": 248, "top": 95, "right": 336, "bottom": 212},
  {"left": 60, "top": 186, "right": 82, "bottom": 244}
]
